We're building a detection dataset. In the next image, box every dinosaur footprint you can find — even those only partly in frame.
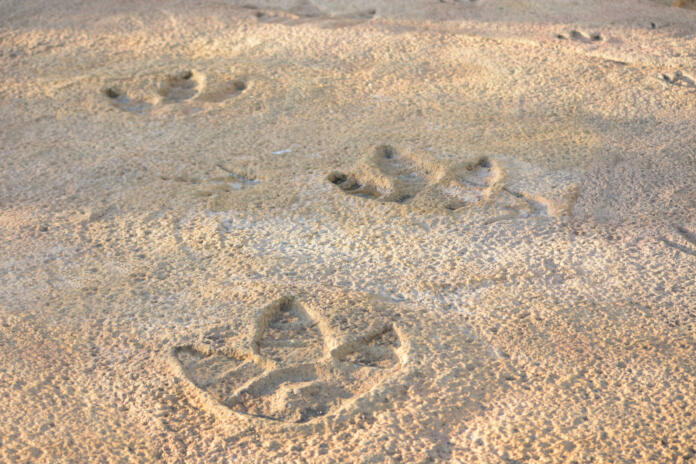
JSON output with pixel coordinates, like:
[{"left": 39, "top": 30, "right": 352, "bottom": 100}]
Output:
[
  {"left": 329, "top": 146, "right": 500, "bottom": 208},
  {"left": 329, "top": 145, "right": 428, "bottom": 203},
  {"left": 104, "top": 71, "right": 246, "bottom": 113},
  {"left": 329, "top": 146, "right": 580, "bottom": 220},
  {"left": 556, "top": 30, "right": 602, "bottom": 43},
  {"left": 660, "top": 71, "right": 696, "bottom": 89},
  {"left": 161, "top": 163, "right": 259, "bottom": 199},
  {"left": 169, "top": 297, "right": 405, "bottom": 424}
]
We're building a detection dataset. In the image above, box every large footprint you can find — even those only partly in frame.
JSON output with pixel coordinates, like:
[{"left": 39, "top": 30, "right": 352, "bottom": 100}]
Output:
[{"left": 169, "top": 297, "right": 404, "bottom": 424}]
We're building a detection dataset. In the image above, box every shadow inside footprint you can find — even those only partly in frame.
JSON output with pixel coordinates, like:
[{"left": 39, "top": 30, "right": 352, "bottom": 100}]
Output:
[
  {"left": 159, "top": 70, "right": 199, "bottom": 103},
  {"left": 103, "top": 87, "right": 152, "bottom": 113},
  {"left": 557, "top": 30, "right": 602, "bottom": 42},
  {"left": 328, "top": 145, "right": 428, "bottom": 203},
  {"left": 253, "top": 9, "right": 318, "bottom": 25},
  {"left": 328, "top": 172, "right": 381, "bottom": 200},
  {"left": 660, "top": 225, "right": 696, "bottom": 256},
  {"left": 661, "top": 71, "right": 696, "bottom": 89}
]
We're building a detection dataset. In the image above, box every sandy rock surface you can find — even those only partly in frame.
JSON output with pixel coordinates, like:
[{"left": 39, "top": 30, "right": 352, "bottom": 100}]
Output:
[{"left": 1, "top": 0, "right": 696, "bottom": 462}]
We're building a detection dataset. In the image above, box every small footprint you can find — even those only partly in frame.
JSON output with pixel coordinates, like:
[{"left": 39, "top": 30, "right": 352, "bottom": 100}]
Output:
[
  {"left": 158, "top": 70, "right": 199, "bottom": 103},
  {"left": 254, "top": 10, "right": 288, "bottom": 23},
  {"left": 556, "top": 30, "right": 602, "bottom": 43},
  {"left": 161, "top": 163, "right": 259, "bottom": 198},
  {"left": 251, "top": 8, "right": 318, "bottom": 25},
  {"left": 104, "top": 71, "right": 246, "bottom": 112},
  {"left": 660, "top": 225, "right": 696, "bottom": 257},
  {"left": 660, "top": 71, "right": 696, "bottom": 89},
  {"left": 353, "top": 8, "right": 376, "bottom": 19},
  {"left": 249, "top": 5, "right": 374, "bottom": 28},
  {"left": 169, "top": 296, "right": 405, "bottom": 424},
  {"left": 329, "top": 145, "right": 498, "bottom": 208}
]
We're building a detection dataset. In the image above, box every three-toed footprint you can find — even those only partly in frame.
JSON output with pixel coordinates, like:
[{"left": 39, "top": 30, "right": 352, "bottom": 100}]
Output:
[
  {"left": 329, "top": 144, "right": 502, "bottom": 207},
  {"left": 169, "top": 297, "right": 405, "bottom": 424},
  {"left": 328, "top": 145, "right": 431, "bottom": 203},
  {"left": 555, "top": 30, "right": 602, "bottom": 43},
  {"left": 160, "top": 163, "right": 260, "bottom": 200},
  {"left": 103, "top": 70, "right": 247, "bottom": 113},
  {"left": 660, "top": 71, "right": 696, "bottom": 89},
  {"left": 328, "top": 144, "right": 580, "bottom": 220}
]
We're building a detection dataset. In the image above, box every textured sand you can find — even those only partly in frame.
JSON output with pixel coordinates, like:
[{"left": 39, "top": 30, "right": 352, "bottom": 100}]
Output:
[{"left": 1, "top": 0, "right": 696, "bottom": 462}]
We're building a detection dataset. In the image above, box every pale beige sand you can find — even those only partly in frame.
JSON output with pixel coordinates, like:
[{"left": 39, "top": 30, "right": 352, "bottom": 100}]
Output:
[{"left": 1, "top": 0, "right": 696, "bottom": 462}]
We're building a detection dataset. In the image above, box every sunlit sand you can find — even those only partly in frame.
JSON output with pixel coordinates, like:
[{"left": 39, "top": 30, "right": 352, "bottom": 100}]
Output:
[{"left": 1, "top": 0, "right": 695, "bottom": 462}]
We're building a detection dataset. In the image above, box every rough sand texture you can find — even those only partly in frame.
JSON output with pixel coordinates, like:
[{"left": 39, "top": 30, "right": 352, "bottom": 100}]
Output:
[{"left": 1, "top": 0, "right": 696, "bottom": 462}]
